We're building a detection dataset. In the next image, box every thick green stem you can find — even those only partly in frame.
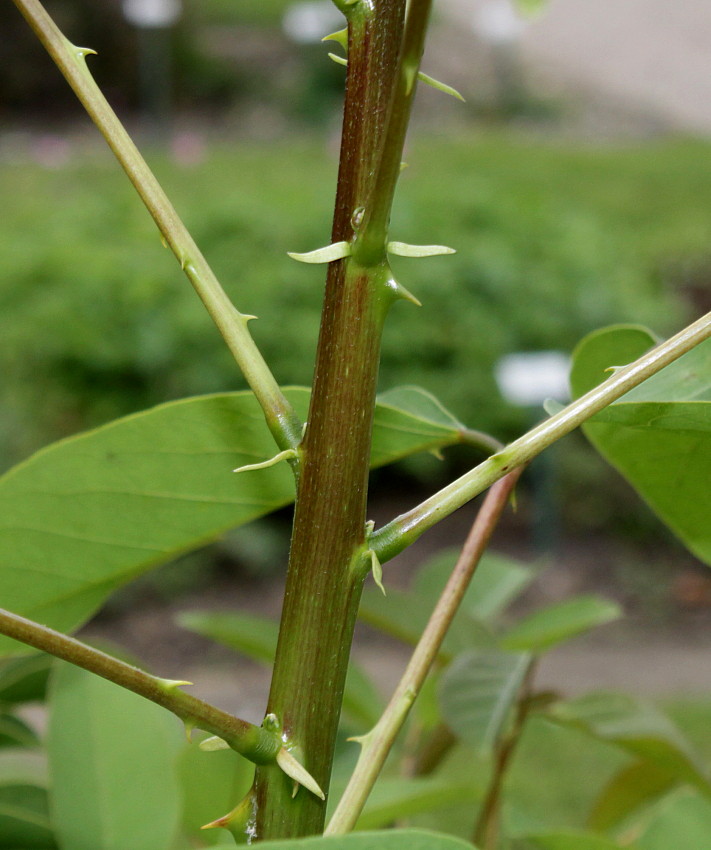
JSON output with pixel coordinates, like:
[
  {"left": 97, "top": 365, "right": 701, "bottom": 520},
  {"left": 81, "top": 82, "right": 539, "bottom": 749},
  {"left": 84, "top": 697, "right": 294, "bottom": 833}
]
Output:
[
  {"left": 252, "top": 0, "right": 437, "bottom": 838},
  {"left": 0, "top": 608, "right": 279, "bottom": 764},
  {"left": 372, "top": 310, "right": 711, "bottom": 562},
  {"left": 326, "top": 469, "right": 523, "bottom": 834},
  {"left": 12, "top": 0, "right": 301, "bottom": 452}
]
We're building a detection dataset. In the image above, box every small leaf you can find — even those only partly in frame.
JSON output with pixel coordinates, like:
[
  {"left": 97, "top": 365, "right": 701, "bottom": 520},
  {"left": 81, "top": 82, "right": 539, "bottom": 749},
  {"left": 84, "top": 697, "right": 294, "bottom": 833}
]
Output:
[
  {"left": 387, "top": 241, "right": 456, "bottom": 258},
  {"left": 501, "top": 595, "right": 622, "bottom": 653},
  {"left": 0, "top": 714, "right": 40, "bottom": 749},
  {"left": 439, "top": 648, "right": 531, "bottom": 752},
  {"left": 0, "top": 654, "right": 52, "bottom": 704},
  {"left": 328, "top": 52, "right": 348, "bottom": 67},
  {"left": 233, "top": 448, "right": 298, "bottom": 474},
  {"left": 287, "top": 241, "right": 351, "bottom": 263},
  {"left": 633, "top": 788, "right": 711, "bottom": 850}
]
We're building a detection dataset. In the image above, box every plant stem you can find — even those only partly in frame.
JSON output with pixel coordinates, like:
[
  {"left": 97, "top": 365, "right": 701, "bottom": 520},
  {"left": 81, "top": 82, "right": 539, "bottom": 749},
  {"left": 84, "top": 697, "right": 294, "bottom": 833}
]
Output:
[
  {"left": 0, "top": 607, "right": 280, "bottom": 764},
  {"left": 473, "top": 661, "right": 537, "bottom": 850},
  {"left": 372, "top": 310, "right": 711, "bottom": 562},
  {"left": 326, "top": 468, "right": 523, "bottom": 835},
  {"left": 12, "top": 0, "right": 301, "bottom": 453},
  {"left": 253, "top": 0, "right": 436, "bottom": 838}
]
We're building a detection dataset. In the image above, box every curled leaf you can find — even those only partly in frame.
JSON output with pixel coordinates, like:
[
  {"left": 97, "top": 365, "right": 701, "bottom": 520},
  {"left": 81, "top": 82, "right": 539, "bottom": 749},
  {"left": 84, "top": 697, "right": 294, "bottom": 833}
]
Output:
[
  {"left": 233, "top": 448, "right": 298, "bottom": 475},
  {"left": 418, "top": 71, "right": 465, "bottom": 102},
  {"left": 387, "top": 242, "right": 456, "bottom": 258}
]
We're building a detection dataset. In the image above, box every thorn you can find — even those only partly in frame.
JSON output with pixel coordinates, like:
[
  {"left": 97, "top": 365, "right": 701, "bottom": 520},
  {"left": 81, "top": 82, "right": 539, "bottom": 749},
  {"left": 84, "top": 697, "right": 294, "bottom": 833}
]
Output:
[
  {"left": 199, "top": 735, "right": 230, "bottom": 751},
  {"left": 429, "top": 448, "right": 445, "bottom": 460},
  {"left": 367, "top": 548, "right": 385, "bottom": 595},
  {"left": 157, "top": 677, "right": 193, "bottom": 691},
  {"left": 400, "top": 162, "right": 409, "bottom": 172},
  {"left": 201, "top": 790, "right": 255, "bottom": 835},
  {"left": 418, "top": 71, "right": 465, "bottom": 102},
  {"left": 384, "top": 276, "right": 422, "bottom": 307},
  {"left": 387, "top": 241, "right": 456, "bottom": 258},
  {"left": 328, "top": 52, "right": 348, "bottom": 67},
  {"left": 404, "top": 63, "right": 418, "bottom": 97},
  {"left": 233, "top": 448, "right": 298, "bottom": 474},
  {"left": 276, "top": 748, "right": 325, "bottom": 800},
  {"left": 75, "top": 46, "right": 97, "bottom": 59},
  {"left": 322, "top": 27, "right": 348, "bottom": 50},
  {"left": 183, "top": 719, "right": 195, "bottom": 742},
  {"left": 287, "top": 241, "right": 351, "bottom": 264}
]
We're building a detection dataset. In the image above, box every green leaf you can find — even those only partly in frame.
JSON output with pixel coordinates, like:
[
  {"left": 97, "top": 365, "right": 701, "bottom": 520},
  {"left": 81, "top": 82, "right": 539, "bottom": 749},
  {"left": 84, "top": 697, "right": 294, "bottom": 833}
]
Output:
[
  {"left": 587, "top": 760, "right": 677, "bottom": 831},
  {"left": 213, "top": 829, "right": 478, "bottom": 849},
  {"left": 0, "top": 654, "right": 52, "bottom": 704},
  {"left": 439, "top": 648, "right": 531, "bottom": 752},
  {"left": 178, "top": 731, "right": 253, "bottom": 845},
  {"left": 0, "top": 784, "right": 57, "bottom": 849},
  {"left": 48, "top": 662, "right": 183, "bottom": 850},
  {"left": 0, "top": 386, "right": 470, "bottom": 656},
  {"left": 355, "top": 778, "right": 480, "bottom": 830},
  {"left": 178, "top": 611, "right": 383, "bottom": 728},
  {"left": 633, "top": 788, "right": 711, "bottom": 850},
  {"left": 501, "top": 595, "right": 622, "bottom": 653},
  {"left": 547, "top": 692, "right": 711, "bottom": 795},
  {"left": 570, "top": 327, "right": 711, "bottom": 565},
  {"left": 516, "top": 832, "right": 623, "bottom": 849}
]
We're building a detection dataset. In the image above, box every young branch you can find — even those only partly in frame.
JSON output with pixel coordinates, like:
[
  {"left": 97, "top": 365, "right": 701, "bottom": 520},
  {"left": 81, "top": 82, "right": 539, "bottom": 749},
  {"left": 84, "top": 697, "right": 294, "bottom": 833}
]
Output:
[
  {"left": 371, "top": 310, "right": 711, "bottom": 562},
  {"left": 326, "top": 468, "right": 524, "bottom": 835},
  {"left": 0, "top": 607, "right": 280, "bottom": 764},
  {"left": 12, "top": 0, "right": 301, "bottom": 453}
]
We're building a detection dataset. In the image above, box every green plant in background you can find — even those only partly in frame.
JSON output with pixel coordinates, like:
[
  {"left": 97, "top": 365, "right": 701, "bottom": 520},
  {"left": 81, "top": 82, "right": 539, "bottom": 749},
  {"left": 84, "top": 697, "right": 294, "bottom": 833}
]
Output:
[{"left": 1, "top": 1, "right": 711, "bottom": 849}]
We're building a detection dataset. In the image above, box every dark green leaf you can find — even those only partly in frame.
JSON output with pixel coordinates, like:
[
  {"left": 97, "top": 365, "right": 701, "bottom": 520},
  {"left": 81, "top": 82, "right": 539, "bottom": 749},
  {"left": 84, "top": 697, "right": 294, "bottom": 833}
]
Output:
[
  {"left": 0, "top": 784, "right": 57, "bottom": 848},
  {"left": 179, "top": 611, "right": 383, "bottom": 728},
  {"left": 439, "top": 649, "right": 530, "bottom": 752},
  {"left": 0, "top": 655, "right": 52, "bottom": 704},
  {"left": 548, "top": 692, "right": 711, "bottom": 795},
  {"left": 0, "top": 386, "right": 470, "bottom": 656},
  {"left": 501, "top": 596, "right": 622, "bottom": 653},
  {"left": 0, "top": 715, "right": 39, "bottom": 749},
  {"left": 48, "top": 663, "right": 183, "bottom": 850},
  {"left": 570, "top": 327, "right": 711, "bottom": 565},
  {"left": 587, "top": 760, "right": 677, "bottom": 831}
]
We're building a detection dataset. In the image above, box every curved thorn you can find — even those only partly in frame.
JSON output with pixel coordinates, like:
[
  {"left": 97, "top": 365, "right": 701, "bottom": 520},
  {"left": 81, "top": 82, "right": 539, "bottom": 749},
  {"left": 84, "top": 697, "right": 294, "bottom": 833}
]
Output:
[
  {"left": 387, "top": 241, "right": 456, "bottom": 258},
  {"left": 276, "top": 748, "right": 325, "bottom": 800},
  {"left": 233, "top": 448, "right": 298, "bottom": 474},
  {"left": 199, "top": 735, "right": 230, "bottom": 752},
  {"left": 323, "top": 27, "right": 348, "bottom": 50},
  {"left": 418, "top": 71, "right": 465, "bottom": 102},
  {"left": 328, "top": 52, "right": 348, "bottom": 67},
  {"left": 287, "top": 241, "right": 352, "bottom": 264}
]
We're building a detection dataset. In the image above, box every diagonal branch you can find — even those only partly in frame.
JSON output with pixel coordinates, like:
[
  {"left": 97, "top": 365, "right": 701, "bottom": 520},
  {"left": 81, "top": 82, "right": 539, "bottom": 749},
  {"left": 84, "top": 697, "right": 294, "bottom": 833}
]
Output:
[
  {"left": 326, "top": 467, "right": 524, "bottom": 835},
  {"left": 12, "top": 0, "right": 302, "bottom": 453}
]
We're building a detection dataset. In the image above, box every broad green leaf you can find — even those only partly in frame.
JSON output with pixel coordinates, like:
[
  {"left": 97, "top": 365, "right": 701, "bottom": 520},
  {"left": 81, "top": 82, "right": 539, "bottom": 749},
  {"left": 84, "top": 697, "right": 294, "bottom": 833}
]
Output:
[
  {"left": 439, "top": 648, "right": 531, "bottom": 752},
  {"left": 0, "top": 749, "right": 48, "bottom": 787},
  {"left": 0, "top": 784, "right": 56, "bottom": 848},
  {"left": 570, "top": 327, "right": 711, "bottom": 565},
  {"left": 0, "top": 386, "right": 473, "bottom": 656},
  {"left": 179, "top": 611, "right": 383, "bottom": 728},
  {"left": 356, "top": 777, "right": 480, "bottom": 830},
  {"left": 413, "top": 551, "right": 534, "bottom": 622},
  {"left": 48, "top": 662, "right": 183, "bottom": 850},
  {"left": 501, "top": 595, "right": 622, "bottom": 653},
  {"left": 516, "top": 832, "right": 623, "bottom": 849},
  {"left": 633, "top": 788, "right": 711, "bottom": 850},
  {"left": 547, "top": 692, "right": 711, "bottom": 796},
  {"left": 587, "top": 760, "right": 676, "bottom": 831},
  {"left": 0, "top": 654, "right": 52, "bottom": 704},
  {"left": 178, "top": 732, "right": 253, "bottom": 846},
  {"left": 212, "top": 829, "right": 478, "bottom": 849}
]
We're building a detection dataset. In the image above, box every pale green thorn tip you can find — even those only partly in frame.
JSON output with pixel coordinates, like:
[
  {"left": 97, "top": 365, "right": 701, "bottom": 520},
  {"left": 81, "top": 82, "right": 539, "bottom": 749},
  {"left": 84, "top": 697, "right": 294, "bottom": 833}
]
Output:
[
  {"left": 404, "top": 63, "right": 418, "bottom": 96},
  {"left": 387, "top": 241, "right": 456, "bottom": 258},
  {"left": 287, "top": 241, "right": 351, "bottom": 264},
  {"left": 368, "top": 549, "right": 385, "bottom": 595},
  {"left": 158, "top": 677, "right": 193, "bottom": 691},
  {"left": 418, "top": 71, "right": 465, "bottom": 102},
  {"left": 234, "top": 448, "right": 298, "bottom": 474},
  {"left": 276, "top": 748, "right": 325, "bottom": 800},
  {"left": 386, "top": 276, "right": 422, "bottom": 307},
  {"left": 199, "top": 735, "right": 230, "bottom": 752},
  {"left": 328, "top": 52, "right": 348, "bottom": 67},
  {"left": 76, "top": 46, "right": 97, "bottom": 59},
  {"left": 323, "top": 27, "right": 348, "bottom": 50}
]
